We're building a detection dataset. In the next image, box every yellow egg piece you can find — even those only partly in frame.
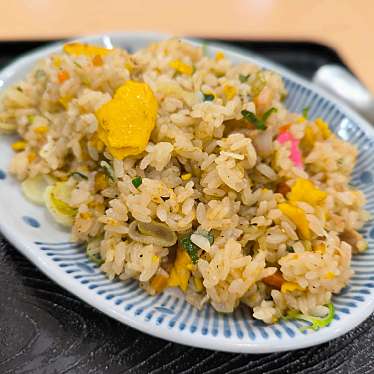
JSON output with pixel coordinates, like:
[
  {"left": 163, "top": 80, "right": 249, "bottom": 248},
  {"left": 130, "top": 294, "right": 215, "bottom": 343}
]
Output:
[
  {"left": 168, "top": 246, "right": 192, "bottom": 292},
  {"left": 281, "top": 282, "right": 304, "bottom": 293},
  {"left": 169, "top": 59, "right": 194, "bottom": 75},
  {"left": 278, "top": 202, "right": 311, "bottom": 239},
  {"left": 315, "top": 118, "right": 331, "bottom": 139},
  {"left": 96, "top": 80, "right": 158, "bottom": 159},
  {"left": 63, "top": 43, "right": 111, "bottom": 57},
  {"left": 288, "top": 178, "right": 327, "bottom": 206}
]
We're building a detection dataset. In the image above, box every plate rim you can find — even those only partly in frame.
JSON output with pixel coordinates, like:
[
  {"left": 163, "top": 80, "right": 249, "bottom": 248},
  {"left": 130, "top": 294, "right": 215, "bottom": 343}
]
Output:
[{"left": 0, "top": 31, "right": 373, "bottom": 353}]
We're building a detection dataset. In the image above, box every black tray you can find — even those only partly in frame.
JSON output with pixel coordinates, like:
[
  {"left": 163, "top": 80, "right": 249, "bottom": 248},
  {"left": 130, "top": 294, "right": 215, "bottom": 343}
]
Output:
[{"left": 0, "top": 39, "right": 373, "bottom": 374}]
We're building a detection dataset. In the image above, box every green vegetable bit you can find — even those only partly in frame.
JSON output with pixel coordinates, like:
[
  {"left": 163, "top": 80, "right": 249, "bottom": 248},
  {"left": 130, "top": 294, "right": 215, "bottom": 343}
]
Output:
[
  {"left": 239, "top": 74, "right": 250, "bottom": 83},
  {"left": 86, "top": 247, "right": 103, "bottom": 265},
  {"left": 251, "top": 71, "right": 266, "bottom": 97},
  {"left": 202, "top": 93, "right": 215, "bottom": 102},
  {"left": 241, "top": 107, "right": 277, "bottom": 130},
  {"left": 27, "top": 115, "right": 35, "bottom": 124},
  {"left": 302, "top": 106, "right": 310, "bottom": 119},
  {"left": 262, "top": 107, "right": 278, "bottom": 122},
  {"left": 71, "top": 171, "right": 88, "bottom": 180},
  {"left": 99, "top": 160, "right": 115, "bottom": 181},
  {"left": 285, "top": 303, "right": 335, "bottom": 331},
  {"left": 286, "top": 246, "right": 295, "bottom": 253},
  {"left": 35, "top": 69, "right": 46, "bottom": 80},
  {"left": 241, "top": 110, "right": 266, "bottom": 130},
  {"left": 132, "top": 176, "right": 143, "bottom": 189},
  {"left": 179, "top": 234, "right": 199, "bottom": 264},
  {"left": 74, "top": 61, "right": 82, "bottom": 68}
]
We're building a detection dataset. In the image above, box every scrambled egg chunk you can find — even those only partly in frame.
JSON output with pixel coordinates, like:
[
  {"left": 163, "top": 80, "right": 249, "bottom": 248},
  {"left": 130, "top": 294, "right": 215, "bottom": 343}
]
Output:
[
  {"left": 63, "top": 43, "right": 111, "bottom": 57},
  {"left": 168, "top": 247, "right": 192, "bottom": 292},
  {"left": 288, "top": 179, "right": 327, "bottom": 207},
  {"left": 278, "top": 203, "right": 311, "bottom": 239},
  {"left": 96, "top": 80, "right": 158, "bottom": 159}
]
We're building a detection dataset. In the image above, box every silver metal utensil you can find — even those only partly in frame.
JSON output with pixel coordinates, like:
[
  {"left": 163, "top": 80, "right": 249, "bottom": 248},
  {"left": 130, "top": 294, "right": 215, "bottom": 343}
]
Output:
[{"left": 313, "top": 64, "right": 374, "bottom": 124}]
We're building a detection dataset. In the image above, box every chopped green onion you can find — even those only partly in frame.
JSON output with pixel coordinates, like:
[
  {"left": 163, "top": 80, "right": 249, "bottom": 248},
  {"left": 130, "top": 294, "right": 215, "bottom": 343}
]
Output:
[
  {"left": 241, "top": 110, "right": 266, "bottom": 130},
  {"left": 99, "top": 160, "right": 115, "bottom": 181},
  {"left": 202, "top": 93, "right": 215, "bottom": 102},
  {"left": 132, "top": 176, "right": 142, "bottom": 188},
  {"left": 302, "top": 106, "right": 310, "bottom": 119},
  {"left": 286, "top": 246, "right": 295, "bottom": 253},
  {"left": 73, "top": 61, "right": 82, "bottom": 68},
  {"left": 262, "top": 107, "right": 278, "bottom": 123},
  {"left": 86, "top": 247, "right": 103, "bottom": 265},
  {"left": 251, "top": 71, "right": 266, "bottom": 96},
  {"left": 35, "top": 69, "right": 46, "bottom": 80},
  {"left": 179, "top": 233, "right": 199, "bottom": 264},
  {"left": 239, "top": 74, "right": 250, "bottom": 83},
  {"left": 241, "top": 107, "right": 277, "bottom": 131},
  {"left": 71, "top": 171, "right": 88, "bottom": 180},
  {"left": 285, "top": 303, "right": 335, "bottom": 331}
]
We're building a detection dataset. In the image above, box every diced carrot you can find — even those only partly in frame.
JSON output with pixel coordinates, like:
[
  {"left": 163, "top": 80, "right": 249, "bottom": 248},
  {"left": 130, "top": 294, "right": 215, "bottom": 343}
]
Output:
[
  {"left": 263, "top": 271, "right": 285, "bottom": 289},
  {"left": 92, "top": 54, "right": 103, "bottom": 66},
  {"left": 58, "top": 70, "right": 70, "bottom": 83},
  {"left": 279, "top": 123, "right": 291, "bottom": 133}
]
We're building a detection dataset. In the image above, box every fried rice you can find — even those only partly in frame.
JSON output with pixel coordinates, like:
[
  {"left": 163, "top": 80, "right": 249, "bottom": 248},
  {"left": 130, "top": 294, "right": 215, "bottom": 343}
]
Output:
[{"left": 0, "top": 39, "right": 369, "bottom": 325}]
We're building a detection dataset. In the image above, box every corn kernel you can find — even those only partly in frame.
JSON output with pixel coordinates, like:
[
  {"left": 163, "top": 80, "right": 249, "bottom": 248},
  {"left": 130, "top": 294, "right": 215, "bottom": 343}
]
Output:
[
  {"left": 11, "top": 140, "right": 27, "bottom": 152},
  {"left": 223, "top": 85, "right": 237, "bottom": 100},
  {"left": 181, "top": 173, "right": 192, "bottom": 181},
  {"left": 27, "top": 152, "right": 37, "bottom": 162},
  {"left": 33, "top": 126, "right": 48, "bottom": 134},
  {"left": 152, "top": 255, "right": 159, "bottom": 263},
  {"left": 79, "top": 212, "right": 91, "bottom": 220},
  {"left": 314, "top": 242, "right": 326, "bottom": 254},
  {"left": 169, "top": 59, "right": 194, "bottom": 75},
  {"left": 281, "top": 282, "right": 304, "bottom": 293},
  {"left": 315, "top": 118, "right": 331, "bottom": 139},
  {"left": 325, "top": 271, "right": 335, "bottom": 280},
  {"left": 296, "top": 116, "right": 306, "bottom": 123},
  {"left": 59, "top": 95, "right": 72, "bottom": 109},
  {"left": 193, "top": 277, "right": 204, "bottom": 292},
  {"left": 215, "top": 51, "right": 225, "bottom": 61},
  {"left": 53, "top": 56, "right": 62, "bottom": 68}
]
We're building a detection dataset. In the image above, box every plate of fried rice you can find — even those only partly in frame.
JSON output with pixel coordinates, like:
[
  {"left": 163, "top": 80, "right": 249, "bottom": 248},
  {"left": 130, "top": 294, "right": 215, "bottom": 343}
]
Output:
[{"left": 0, "top": 32, "right": 373, "bottom": 353}]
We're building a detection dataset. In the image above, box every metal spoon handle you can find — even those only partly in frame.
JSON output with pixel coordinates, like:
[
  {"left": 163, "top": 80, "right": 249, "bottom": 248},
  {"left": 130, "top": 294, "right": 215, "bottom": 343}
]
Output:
[{"left": 313, "top": 64, "right": 374, "bottom": 124}]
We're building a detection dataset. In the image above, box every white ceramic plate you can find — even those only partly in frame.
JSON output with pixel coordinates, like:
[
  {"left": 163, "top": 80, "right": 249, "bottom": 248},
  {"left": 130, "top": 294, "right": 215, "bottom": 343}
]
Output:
[{"left": 1, "top": 32, "right": 374, "bottom": 353}]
